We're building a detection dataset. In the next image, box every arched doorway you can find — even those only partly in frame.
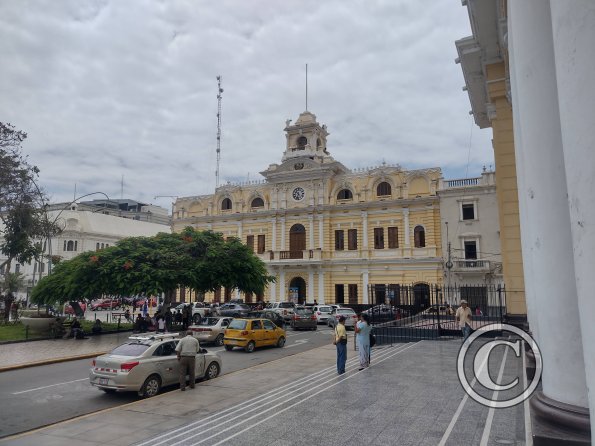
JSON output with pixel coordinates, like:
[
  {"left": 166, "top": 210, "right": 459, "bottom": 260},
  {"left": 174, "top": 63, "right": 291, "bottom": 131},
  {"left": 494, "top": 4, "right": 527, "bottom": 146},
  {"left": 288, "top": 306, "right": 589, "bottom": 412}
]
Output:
[
  {"left": 413, "top": 283, "right": 431, "bottom": 313},
  {"left": 289, "top": 224, "right": 306, "bottom": 257},
  {"left": 289, "top": 277, "right": 307, "bottom": 304}
]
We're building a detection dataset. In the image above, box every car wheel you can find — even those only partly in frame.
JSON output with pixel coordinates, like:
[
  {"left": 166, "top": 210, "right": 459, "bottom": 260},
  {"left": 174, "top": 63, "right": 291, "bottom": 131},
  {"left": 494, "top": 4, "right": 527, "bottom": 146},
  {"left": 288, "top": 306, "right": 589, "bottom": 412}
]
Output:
[
  {"left": 225, "top": 345, "right": 233, "bottom": 351},
  {"left": 277, "top": 336, "right": 286, "bottom": 348},
  {"left": 245, "top": 341, "right": 255, "bottom": 353},
  {"left": 193, "top": 314, "right": 202, "bottom": 324},
  {"left": 312, "top": 326, "right": 317, "bottom": 331},
  {"left": 101, "top": 388, "right": 116, "bottom": 394},
  {"left": 140, "top": 374, "right": 161, "bottom": 398},
  {"left": 205, "top": 362, "right": 220, "bottom": 380},
  {"left": 215, "top": 334, "right": 224, "bottom": 346}
]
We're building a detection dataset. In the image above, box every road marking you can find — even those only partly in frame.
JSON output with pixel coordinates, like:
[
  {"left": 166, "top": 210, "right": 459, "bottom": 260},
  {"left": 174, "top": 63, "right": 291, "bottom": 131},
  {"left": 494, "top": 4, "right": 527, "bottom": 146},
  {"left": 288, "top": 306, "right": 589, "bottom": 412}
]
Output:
[
  {"left": 12, "top": 378, "right": 88, "bottom": 395},
  {"left": 479, "top": 344, "right": 510, "bottom": 446},
  {"left": 285, "top": 339, "right": 309, "bottom": 348},
  {"left": 137, "top": 344, "right": 414, "bottom": 446}
]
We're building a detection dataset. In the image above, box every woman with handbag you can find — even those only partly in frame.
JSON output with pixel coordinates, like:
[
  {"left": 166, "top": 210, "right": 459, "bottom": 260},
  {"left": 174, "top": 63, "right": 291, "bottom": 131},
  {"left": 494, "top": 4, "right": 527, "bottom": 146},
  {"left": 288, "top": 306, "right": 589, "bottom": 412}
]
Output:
[{"left": 333, "top": 316, "right": 347, "bottom": 375}]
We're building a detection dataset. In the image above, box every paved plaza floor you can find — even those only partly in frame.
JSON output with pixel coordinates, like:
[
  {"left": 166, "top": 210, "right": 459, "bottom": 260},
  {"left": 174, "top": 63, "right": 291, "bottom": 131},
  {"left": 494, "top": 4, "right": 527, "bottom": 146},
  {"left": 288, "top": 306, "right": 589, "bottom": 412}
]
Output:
[{"left": 1, "top": 338, "right": 530, "bottom": 446}]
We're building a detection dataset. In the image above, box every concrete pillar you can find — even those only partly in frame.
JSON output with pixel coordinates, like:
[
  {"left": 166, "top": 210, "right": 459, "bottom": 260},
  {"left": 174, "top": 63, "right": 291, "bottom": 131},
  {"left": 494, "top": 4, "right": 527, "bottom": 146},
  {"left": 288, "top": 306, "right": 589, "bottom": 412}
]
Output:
[
  {"left": 270, "top": 273, "right": 277, "bottom": 303},
  {"left": 308, "top": 269, "right": 314, "bottom": 303},
  {"left": 318, "top": 271, "right": 325, "bottom": 304},
  {"left": 550, "top": 0, "right": 595, "bottom": 433},
  {"left": 279, "top": 270, "right": 286, "bottom": 301},
  {"left": 236, "top": 221, "right": 242, "bottom": 240},
  {"left": 361, "top": 211, "right": 368, "bottom": 249},
  {"left": 280, "top": 218, "right": 286, "bottom": 251},
  {"left": 362, "top": 270, "right": 369, "bottom": 304},
  {"left": 271, "top": 218, "right": 277, "bottom": 251},
  {"left": 403, "top": 208, "right": 410, "bottom": 246},
  {"left": 318, "top": 215, "right": 324, "bottom": 249},
  {"left": 308, "top": 215, "right": 314, "bottom": 250},
  {"left": 508, "top": 0, "right": 589, "bottom": 433}
]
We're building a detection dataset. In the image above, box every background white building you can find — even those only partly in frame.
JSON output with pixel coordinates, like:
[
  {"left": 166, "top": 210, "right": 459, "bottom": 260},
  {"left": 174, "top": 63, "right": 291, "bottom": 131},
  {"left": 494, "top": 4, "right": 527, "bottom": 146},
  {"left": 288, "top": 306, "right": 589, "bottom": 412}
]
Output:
[{"left": 0, "top": 203, "right": 170, "bottom": 303}]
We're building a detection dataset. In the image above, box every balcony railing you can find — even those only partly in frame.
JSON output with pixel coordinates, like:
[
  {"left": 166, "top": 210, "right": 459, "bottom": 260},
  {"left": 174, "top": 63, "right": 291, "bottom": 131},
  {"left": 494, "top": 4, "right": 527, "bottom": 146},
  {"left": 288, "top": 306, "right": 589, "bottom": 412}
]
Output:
[
  {"left": 454, "top": 259, "right": 490, "bottom": 270},
  {"left": 280, "top": 251, "right": 304, "bottom": 260},
  {"left": 267, "top": 249, "right": 322, "bottom": 261}
]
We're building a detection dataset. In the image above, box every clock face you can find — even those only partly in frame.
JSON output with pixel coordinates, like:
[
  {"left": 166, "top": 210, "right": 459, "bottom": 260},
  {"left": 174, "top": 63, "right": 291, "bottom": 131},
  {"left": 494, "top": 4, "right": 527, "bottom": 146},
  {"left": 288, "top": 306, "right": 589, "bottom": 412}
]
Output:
[{"left": 292, "top": 187, "right": 305, "bottom": 201}]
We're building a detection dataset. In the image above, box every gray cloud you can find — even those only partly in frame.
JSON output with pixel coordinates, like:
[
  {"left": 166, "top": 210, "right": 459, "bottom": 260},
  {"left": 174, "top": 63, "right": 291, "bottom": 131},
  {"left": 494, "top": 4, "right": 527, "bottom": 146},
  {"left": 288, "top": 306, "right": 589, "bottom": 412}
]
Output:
[{"left": 0, "top": 0, "right": 491, "bottom": 210}]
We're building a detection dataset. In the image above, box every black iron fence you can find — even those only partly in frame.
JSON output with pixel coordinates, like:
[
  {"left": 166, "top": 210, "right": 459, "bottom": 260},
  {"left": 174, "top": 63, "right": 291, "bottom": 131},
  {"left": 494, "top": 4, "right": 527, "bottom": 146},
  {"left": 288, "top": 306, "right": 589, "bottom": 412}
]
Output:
[{"left": 346, "top": 284, "right": 506, "bottom": 344}]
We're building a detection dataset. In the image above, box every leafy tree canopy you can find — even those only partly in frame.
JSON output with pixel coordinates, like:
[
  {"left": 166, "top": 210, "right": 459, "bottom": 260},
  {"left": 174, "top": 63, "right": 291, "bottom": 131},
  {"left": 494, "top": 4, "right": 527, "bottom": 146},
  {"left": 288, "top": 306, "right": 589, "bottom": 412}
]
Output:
[{"left": 30, "top": 227, "right": 275, "bottom": 305}]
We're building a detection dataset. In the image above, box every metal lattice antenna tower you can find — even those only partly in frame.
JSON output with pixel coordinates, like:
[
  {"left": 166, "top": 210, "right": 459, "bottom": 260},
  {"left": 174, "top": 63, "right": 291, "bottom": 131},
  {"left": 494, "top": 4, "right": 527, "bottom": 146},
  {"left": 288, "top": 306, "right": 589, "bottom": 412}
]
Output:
[{"left": 215, "top": 75, "right": 223, "bottom": 188}]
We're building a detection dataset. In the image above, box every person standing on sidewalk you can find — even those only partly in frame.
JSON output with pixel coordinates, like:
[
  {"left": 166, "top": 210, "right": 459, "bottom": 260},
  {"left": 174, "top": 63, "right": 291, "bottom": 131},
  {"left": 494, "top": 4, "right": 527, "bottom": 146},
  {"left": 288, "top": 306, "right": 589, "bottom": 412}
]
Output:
[
  {"left": 333, "top": 316, "right": 347, "bottom": 375},
  {"left": 175, "top": 330, "right": 200, "bottom": 391},
  {"left": 355, "top": 313, "right": 372, "bottom": 370},
  {"left": 455, "top": 299, "right": 473, "bottom": 341}
]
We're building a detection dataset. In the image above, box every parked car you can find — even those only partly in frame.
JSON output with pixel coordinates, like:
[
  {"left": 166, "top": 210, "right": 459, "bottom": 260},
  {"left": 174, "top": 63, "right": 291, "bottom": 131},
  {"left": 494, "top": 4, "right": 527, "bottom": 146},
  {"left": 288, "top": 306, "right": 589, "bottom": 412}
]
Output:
[
  {"left": 217, "top": 303, "right": 251, "bottom": 318},
  {"left": 174, "top": 302, "right": 211, "bottom": 324},
  {"left": 64, "top": 302, "right": 87, "bottom": 315},
  {"left": 224, "top": 318, "right": 286, "bottom": 352},
  {"left": 90, "top": 299, "right": 121, "bottom": 311},
  {"left": 362, "top": 304, "right": 400, "bottom": 323},
  {"left": 190, "top": 317, "right": 233, "bottom": 346},
  {"left": 327, "top": 307, "right": 358, "bottom": 329},
  {"left": 312, "top": 305, "right": 333, "bottom": 324},
  {"left": 290, "top": 308, "right": 317, "bottom": 331},
  {"left": 265, "top": 301, "right": 296, "bottom": 322},
  {"left": 89, "top": 333, "right": 222, "bottom": 397},
  {"left": 246, "top": 310, "right": 285, "bottom": 328}
]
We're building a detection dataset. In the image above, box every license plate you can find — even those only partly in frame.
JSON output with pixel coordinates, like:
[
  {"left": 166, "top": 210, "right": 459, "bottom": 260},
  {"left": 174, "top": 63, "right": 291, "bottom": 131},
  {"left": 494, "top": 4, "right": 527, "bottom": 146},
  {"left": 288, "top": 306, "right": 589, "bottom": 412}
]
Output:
[
  {"left": 99, "top": 378, "right": 109, "bottom": 385},
  {"left": 227, "top": 340, "right": 236, "bottom": 345}
]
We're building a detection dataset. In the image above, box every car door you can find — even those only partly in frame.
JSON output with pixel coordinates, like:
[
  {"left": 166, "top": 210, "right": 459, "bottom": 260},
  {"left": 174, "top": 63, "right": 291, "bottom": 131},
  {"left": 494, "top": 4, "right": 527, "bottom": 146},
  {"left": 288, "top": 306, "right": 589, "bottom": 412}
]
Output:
[
  {"left": 250, "top": 320, "right": 265, "bottom": 346},
  {"left": 262, "top": 319, "right": 277, "bottom": 345},
  {"left": 154, "top": 341, "right": 178, "bottom": 386},
  {"left": 194, "top": 348, "right": 206, "bottom": 378}
]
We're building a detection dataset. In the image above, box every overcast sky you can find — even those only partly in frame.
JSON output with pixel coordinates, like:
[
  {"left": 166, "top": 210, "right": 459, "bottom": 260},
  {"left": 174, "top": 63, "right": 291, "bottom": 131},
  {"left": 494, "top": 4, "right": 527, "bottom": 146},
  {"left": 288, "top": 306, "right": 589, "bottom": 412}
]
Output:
[{"left": 0, "top": 0, "right": 492, "bottom": 212}]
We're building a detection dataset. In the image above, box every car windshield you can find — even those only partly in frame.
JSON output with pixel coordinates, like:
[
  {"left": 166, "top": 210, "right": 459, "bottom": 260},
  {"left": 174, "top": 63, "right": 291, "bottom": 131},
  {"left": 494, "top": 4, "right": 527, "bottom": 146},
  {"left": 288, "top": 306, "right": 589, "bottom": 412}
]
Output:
[
  {"left": 111, "top": 343, "right": 151, "bottom": 356},
  {"left": 295, "top": 309, "right": 313, "bottom": 315},
  {"left": 279, "top": 302, "right": 294, "bottom": 308},
  {"left": 199, "top": 317, "right": 220, "bottom": 326},
  {"left": 228, "top": 319, "right": 248, "bottom": 330},
  {"left": 319, "top": 306, "right": 331, "bottom": 312},
  {"left": 238, "top": 304, "right": 250, "bottom": 310},
  {"left": 338, "top": 309, "right": 355, "bottom": 314}
]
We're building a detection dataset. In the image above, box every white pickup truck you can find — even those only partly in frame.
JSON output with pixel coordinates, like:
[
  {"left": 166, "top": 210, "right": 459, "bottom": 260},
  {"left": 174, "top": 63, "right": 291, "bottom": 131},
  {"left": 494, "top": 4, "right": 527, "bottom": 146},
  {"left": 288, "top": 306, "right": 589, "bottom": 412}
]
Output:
[
  {"left": 265, "top": 301, "right": 296, "bottom": 322},
  {"left": 175, "top": 303, "right": 211, "bottom": 324}
]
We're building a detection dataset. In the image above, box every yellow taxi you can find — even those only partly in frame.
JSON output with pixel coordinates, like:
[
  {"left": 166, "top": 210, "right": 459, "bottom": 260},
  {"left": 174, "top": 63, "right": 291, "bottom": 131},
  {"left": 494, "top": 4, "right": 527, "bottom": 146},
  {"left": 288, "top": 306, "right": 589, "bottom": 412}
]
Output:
[{"left": 223, "top": 318, "right": 286, "bottom": 352}]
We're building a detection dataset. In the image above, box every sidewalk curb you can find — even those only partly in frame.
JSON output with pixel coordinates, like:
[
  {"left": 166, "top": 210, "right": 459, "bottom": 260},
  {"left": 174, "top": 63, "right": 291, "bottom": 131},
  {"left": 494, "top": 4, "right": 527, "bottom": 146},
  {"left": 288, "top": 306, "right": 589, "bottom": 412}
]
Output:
[{"left": 0, "top": 351, "right": 107, "bottom": 373}]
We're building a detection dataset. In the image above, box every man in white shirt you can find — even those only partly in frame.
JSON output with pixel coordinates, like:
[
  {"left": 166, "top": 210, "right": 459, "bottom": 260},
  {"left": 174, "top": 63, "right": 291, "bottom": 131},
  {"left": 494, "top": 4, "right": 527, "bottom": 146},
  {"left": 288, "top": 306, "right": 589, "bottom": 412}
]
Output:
[
  {"left": 455, "top": 300, "right": 473, "bottom": 341},
  {"left": 175, "top": 330, "right": 200, "bottom": 391}
]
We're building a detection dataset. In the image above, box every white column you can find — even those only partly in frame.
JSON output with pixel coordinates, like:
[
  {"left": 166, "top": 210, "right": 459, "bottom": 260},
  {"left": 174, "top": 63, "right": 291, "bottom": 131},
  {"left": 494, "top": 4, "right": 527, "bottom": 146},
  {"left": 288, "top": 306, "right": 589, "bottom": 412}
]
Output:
[
  {"left": 361, "top": 211, "right": 368, "bottom": 249},
  {"left": 237, "top": 221, "right": 242, "bottom": 240},
  {"left": 280, "top": 217, "right": 286, "bottom": 251},
  {"left": 271, "top": 218, "right": 277, "bottom": 251},
  {"left": 270, "top": 273, "right": 277, "bottom": 303},
  {"left": 318, "top": 215, "right": 324, "bottom": 249},
  {"left": 403, "top": 208, "right": 410, "bottom": 246},
  {"left": 318, "top": 270, "right": 325, "bottom": 304},
  {"left": 308, "top": 215, "right": 314, "bottom": 250},
  {"left": 279, "top": 270, "right": 286, "bottom": 301},
  {"left": 362, "top": 270, "right": 369, "bottom": 304},
  {"left": 550, "top": 0, "right": 595, "bottom": 429},
  {"left": 509, "top": 0, "right": 588, "bottom": 409},
  {"left": 308, "top": 269, "right": 314, "bottom": 303}
]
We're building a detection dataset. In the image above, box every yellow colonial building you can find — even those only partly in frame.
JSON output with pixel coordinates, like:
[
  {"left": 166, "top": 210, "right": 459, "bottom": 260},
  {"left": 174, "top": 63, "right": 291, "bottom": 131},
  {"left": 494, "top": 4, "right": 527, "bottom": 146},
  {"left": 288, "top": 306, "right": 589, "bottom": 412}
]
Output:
[{"left": 172, "top": 111, "right": 443, "bottom": 305}]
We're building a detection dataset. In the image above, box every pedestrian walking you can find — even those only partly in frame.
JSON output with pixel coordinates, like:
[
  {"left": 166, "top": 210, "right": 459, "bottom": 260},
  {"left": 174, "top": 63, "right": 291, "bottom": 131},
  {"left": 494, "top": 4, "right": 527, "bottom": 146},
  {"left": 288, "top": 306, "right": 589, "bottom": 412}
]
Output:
[
  {"left": 165, "top": 308, "right": 173, "bottom": 331},
  {"left": 175, "top": 329, "right": 200, "bottom": 391},
  {"left": 355, "top": 313, "right": 372, "bottom": 370},
  {"left": 333, "top": 316, "right": 347, "bottom": 374},
  {"left": 456, "top": 300, "right": 473, "bottom": 341},
  {"left": 157, "top": 316, "right": 166, "bottom": 333},
  {"left": 142, "top": 300, "right": 148, "bottom": 317}
]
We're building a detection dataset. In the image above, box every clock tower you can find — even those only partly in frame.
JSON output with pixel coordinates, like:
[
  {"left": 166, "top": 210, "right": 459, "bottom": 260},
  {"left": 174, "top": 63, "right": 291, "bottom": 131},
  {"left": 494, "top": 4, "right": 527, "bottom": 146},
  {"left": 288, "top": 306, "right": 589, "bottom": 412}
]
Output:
[{"left": 281, "top": 111, "right": 332, "bottom": 163}]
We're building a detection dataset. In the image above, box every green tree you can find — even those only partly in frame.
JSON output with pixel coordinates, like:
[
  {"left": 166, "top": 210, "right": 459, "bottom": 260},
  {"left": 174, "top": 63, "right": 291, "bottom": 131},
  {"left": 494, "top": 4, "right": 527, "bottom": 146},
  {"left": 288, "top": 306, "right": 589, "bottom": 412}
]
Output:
[
  {"left": 30, "top": 227, "right": 274, "bottom": 305},
  {"left": 1, "top": 122, "right": 61, "bottom": 313}
]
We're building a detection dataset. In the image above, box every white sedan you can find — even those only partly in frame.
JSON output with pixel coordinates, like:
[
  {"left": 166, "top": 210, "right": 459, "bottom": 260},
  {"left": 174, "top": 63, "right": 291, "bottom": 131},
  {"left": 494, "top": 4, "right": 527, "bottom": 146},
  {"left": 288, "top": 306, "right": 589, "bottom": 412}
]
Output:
[
  {"left": 312, "top": 305, "right": 333, "bottom": 323},
  {"left": 327, "top": 308, "right": 358, "bottom": 329}
]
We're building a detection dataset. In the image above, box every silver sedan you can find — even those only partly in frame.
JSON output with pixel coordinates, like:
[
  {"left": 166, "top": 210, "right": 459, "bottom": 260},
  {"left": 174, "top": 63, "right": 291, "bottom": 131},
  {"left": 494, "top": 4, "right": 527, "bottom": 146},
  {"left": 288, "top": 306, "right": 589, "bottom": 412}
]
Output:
[
  {"left": 190, "top": 317, "right": 233, "bottom": 346},
  {"left": 89, "top": 334, "right": 222, "bottom": 398}
]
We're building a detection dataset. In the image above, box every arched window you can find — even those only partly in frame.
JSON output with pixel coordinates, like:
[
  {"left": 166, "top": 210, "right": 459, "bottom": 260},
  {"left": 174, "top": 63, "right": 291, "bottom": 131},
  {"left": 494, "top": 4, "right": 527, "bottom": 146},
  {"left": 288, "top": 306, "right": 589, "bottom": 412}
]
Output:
[
  {"left": 337, "top": 189, "right": 353, "bottom": 200},
  {"left": 377, "top": 181, "right": 392, "bottom": 196},
  {"left": 63, "top": 241, "right": 67, "bottom": 251},
  {"left": 414, "top": 225, "right": 426, "bottom": 248},
  {"left": 251, "top": 197, "right": 264, "bottom": 208},
  {"left": 74, "top": 241, "right": 78, "bottom": 251},
  {"left": 221, "top": 198, "right": 232, "bottom": 210},
  {"left": 66, "top": 240, "right": 74, "bottom": 251},
  {"left": 297, "top": 136, "right": 307, "bottom": 150},
  {"left": 96, "top": 243, "right": 100, "bottom": 251}
]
